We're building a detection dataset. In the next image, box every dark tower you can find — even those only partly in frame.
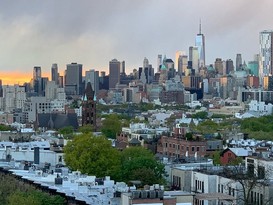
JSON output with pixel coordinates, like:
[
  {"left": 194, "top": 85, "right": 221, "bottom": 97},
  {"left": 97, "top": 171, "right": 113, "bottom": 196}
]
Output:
[{"left": 82, "top": 82, "right": 96, "bottom": 130}]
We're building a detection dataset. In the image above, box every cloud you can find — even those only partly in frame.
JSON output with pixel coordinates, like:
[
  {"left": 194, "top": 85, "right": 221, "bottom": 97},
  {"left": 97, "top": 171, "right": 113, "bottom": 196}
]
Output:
[{"left": 0, "top": 0, "right": 272, "bottom": 82}]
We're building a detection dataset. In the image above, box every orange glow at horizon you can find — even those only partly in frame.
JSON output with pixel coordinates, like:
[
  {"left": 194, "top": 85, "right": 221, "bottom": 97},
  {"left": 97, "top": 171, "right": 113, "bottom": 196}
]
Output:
[{"left": 0, "top": 71, "right": 50, "bottom": 85}]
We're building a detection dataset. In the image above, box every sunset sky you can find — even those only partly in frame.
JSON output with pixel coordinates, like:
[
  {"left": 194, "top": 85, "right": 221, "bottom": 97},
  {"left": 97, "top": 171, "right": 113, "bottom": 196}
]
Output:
[{"left": 0, "top": 0, "right": 273, "bottom": 84}]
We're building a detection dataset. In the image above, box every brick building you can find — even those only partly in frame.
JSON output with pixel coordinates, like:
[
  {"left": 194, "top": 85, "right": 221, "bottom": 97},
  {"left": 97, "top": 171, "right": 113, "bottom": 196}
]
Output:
[
  {"left": 220, "top": 148, "right": 248, "bottom": 165},
  {"left": 157, "top": 125, "right": 207, "bottom": 158}
]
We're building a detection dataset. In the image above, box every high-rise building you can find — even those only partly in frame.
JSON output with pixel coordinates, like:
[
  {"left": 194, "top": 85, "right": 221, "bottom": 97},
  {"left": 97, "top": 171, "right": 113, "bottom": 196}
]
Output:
[
  {"left": 259, "top": 30, "right": 273, "bottom": 79},
  {"left": 214, "top": 58, "right": 224, "bottom": 75},
  {"left": 64, "top": 63, "right": 83, "bottom": 95},
  {"left": 189, "top": 46, "right": 199, "bottom": 73},
  {"left": 226, "top": 59, "right": 234, "bottom": 74},
  {"left": 236, "top": 54, "right": 242, "bottom": 71},
  {"left": 143, "top": 57, "right": 149, "bottom": 69},
  {"left": 178, "top": 55, "right": 188, "bottom": 76},
  {"left": 195, "top": 21, "right": 205, "bottom": 68},
  {"left": 121, "top": 61, "right": 126, "bottom": 74},
  {"left": 51, "top": 63, "right": 59, "bottom": 85},
  {"left": 157, "top": 54, "right": 162, "bottom": 72},
  {"left": 33, "top": 66, "right": 42, "bottom": 95},
  {"left": 85, "top": 69, "right": 99, "bottom": 95},
  {"left": 109, "top": 59, "right": 120, "bottom": 89},
  {"left": 175, "top": 51, "right": 185, "bottom": 70},
  {"left": 33, "top": 66, "right": 41, "bottom": 80},
  {"left": 248, "top": 61, "right": 259, "bottom": 77}
]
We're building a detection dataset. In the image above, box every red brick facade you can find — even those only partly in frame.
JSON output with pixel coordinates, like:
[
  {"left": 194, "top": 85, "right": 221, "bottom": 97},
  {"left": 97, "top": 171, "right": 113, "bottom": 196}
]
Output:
[
  {"left": 157, "top": 135, "right": 207, "bottom": 158},
  {"left": 220, "top": 149, "right": 237, "bottom": 165}
]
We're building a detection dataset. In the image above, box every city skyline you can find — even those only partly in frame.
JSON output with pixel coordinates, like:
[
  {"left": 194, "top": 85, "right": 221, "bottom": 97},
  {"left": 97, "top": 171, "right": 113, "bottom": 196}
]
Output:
[{"left": 0, "top": 0, "right": 273, "bottom": 84}]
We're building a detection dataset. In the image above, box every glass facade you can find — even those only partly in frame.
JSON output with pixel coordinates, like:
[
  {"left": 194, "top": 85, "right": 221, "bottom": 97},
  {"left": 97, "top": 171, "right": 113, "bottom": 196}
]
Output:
[
  {"left": 259, "top": 30, "right": 273, "bottom": 78},
  {"left": 195, "top": 34, "right": 205, "bottom": 67}
]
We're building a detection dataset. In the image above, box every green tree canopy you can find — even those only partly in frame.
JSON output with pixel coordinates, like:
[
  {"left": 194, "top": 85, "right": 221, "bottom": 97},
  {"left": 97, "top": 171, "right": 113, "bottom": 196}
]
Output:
[
  {"left": 101, "top": 114, "right": 122, "bottom": 139},
  {"left": 64, "top": 133, "right": 121, "bottom": 180},
  {"left": 191, "top": 111, "right": 208, "bottom": 119},
  {"left": 78, "top": 124, "right": 94, "bottom": 134},
  {"left": 120, "top": 147, "right": 166, "bottom": 185},
  {"left": 8, "top": 191, "right": 65, "bottom": 205}
]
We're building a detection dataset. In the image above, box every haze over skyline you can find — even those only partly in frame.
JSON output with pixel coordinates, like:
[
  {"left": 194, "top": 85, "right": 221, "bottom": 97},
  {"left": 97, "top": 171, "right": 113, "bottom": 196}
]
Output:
[{"left": 0, "top": 0, "right": 273, "bottom": 84}]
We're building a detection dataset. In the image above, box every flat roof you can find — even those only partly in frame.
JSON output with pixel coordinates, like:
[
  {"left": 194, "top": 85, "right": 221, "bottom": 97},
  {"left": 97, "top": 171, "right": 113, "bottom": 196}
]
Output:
[{"left": 195, "top": 193, "right": 235, "bottom": 201}]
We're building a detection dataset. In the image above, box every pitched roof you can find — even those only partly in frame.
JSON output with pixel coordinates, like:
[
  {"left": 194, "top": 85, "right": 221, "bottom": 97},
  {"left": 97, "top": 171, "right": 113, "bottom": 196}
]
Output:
[
  {"left": 37, "top": 113, "right": 79, "bottom": 130},
  {"left": 228, "top": 148, "right": 249, "bottom": 157},
  {"left": 129, "top": 138, "right": 141, "bottom": 144},
  {"left": 84, "top": 82, "right": 94, "bottom": 100}
]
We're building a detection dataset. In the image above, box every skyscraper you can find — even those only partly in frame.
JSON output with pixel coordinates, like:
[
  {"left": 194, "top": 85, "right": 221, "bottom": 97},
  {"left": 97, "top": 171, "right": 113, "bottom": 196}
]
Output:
[
  {"left": 143, "top": 57, "right": 149, "bottom": 69},
  {"left": 33, "top": 66, "right": 42, "bottom": 95},
  {"left": 33, "top": 66, "right": 41, "bottom": 80},
  {"left": 175, "top": 51, "right": 185, "bottom": 70},
  {"left": 109, "top": 59, "right": 120, "bottom": 89},
  {"left": 51, "top": 63, "right": 59, "bottom": 85},
  {"left": 65, "top": 63, "right": 83, "bottom": 95},
  {"left": 259, "top": 30, "right": 273, "bottom": 80},
  {"left": 178, "top": 55, "right": 188, "bottom": 76},
  {"left": 189, "top": 46, "right": 199, "bottom": 73},
  {"left": 85, "top": 69, "right": 99, "bottom": 95},
  {"left": 121, "top": 61, "right": 126, "bottom": 74},
  {"left": 226, "top": 59, "right": 234, "bottom": 74},
  {"left": 236, "top": 54, "right": 242, "bottom": 71},
  {"left": 195, "top": 20, "right": 206, "bottom": 68},
  {"left": 215, "top": 58, "right": 224, "bottom": 75},
  {"left": 157, "top": 54, "right": 162, "bottom": 72}
]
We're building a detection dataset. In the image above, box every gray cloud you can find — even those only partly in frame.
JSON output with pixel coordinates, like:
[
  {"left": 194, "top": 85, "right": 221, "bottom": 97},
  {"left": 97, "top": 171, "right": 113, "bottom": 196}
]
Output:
[{"left": 0, "top": 0, "right": 272, "bottom": 76}]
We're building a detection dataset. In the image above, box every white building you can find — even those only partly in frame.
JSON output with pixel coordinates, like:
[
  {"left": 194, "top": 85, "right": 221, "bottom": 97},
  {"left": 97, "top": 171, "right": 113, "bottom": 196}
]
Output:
[
  {"left": 0, "top": 85, "right": 26, "bottom": 112},
  {"left": 249, "top": 100, "right": 273, "bottom": 114}
]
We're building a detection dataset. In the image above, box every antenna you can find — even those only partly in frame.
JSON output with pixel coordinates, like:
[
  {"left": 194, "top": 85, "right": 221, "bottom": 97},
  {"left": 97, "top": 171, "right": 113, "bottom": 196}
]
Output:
[{"left": 199, "top": 18, "right": 202, "bottom": 34}]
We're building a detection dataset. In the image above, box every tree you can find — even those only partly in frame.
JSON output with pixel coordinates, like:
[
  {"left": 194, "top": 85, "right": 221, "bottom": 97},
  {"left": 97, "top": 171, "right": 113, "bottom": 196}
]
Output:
[
  {"left": 7, "top": 191, "right": 65, "bottom": 205},
  {"left": 191, "top": 111, "right": 208, "bottom": 119},
  {"left": 212, "top": 151, "right": 221, "bottom": 165},
  {"left": 59, "top": 126, "right": 74, "bottom": 139},
  {"left": 120, "top": 147, "right": 166, "bottom": 185},
  {"left": 101, "top": 114, "right": 122, "bottom": 139},
  {"left": 64, "top": 133, "right": 121, "bottom": 180},
  {"left": 78, "top": 124, "right": 94, "bottom": 134},
  {"left": 223, "top": 164, "right": 273, "bottom": 205}
]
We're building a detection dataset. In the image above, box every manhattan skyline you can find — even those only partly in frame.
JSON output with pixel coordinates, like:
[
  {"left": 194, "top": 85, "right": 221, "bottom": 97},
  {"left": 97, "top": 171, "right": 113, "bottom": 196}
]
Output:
[{"left": 0, "top": 0, "right": 273, "bottom": 84}]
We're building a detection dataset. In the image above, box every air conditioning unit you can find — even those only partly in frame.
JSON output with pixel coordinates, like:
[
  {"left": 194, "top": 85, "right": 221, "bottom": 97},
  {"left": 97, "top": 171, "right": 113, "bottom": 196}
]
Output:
[
  {"left": 157, "top": 190, "right": 164, "bottom": 199},
  {"left": 132, "top": 191, "right": 140, "bottom": 199},
  {"left": 35, "top": 170, "right": 42, "bottom": 176},
  {"left": 149, "top": 190, "right": 156, "bottom": 199},
  {"left": 141, "top": 191, "right": 148, "bottom": 199}
]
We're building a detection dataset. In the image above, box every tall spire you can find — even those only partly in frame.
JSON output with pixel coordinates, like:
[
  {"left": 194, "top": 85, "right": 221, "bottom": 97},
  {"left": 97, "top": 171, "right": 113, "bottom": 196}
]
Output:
[{"left": 199, "top": 18, "right": 202, "bottom": 34}]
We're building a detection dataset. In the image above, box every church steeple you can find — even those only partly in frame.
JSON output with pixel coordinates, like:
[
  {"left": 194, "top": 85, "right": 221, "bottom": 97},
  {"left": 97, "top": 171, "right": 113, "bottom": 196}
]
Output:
[
  {"left": 82, "top": 82, "right": 96, "bottom": 130},
  {"left": 84, "top": 82, "right": 94, "bottom": 101}
]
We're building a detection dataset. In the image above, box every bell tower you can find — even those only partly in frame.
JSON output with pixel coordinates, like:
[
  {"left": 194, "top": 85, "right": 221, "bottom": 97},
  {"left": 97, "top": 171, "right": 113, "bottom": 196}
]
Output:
[{"left": 82, "top": 82, "right": 96, "bottom": 130}]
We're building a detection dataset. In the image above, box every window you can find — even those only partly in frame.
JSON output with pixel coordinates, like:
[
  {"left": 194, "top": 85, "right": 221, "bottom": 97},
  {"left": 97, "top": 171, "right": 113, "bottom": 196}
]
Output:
[
  {"left": 192, "top": 146, "right": 195, "bottom": 152},
  {"left": 186, "top": 146, "right": 189, "bottom": 151},
  {"left": 197, "top": 147, "right": 200, "bottom": 151}
]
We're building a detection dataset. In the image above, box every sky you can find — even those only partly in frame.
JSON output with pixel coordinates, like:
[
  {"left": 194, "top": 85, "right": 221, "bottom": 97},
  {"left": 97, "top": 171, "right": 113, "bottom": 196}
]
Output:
[{"left": 0, "top": 0, "right": 273, "bottom": 84}]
